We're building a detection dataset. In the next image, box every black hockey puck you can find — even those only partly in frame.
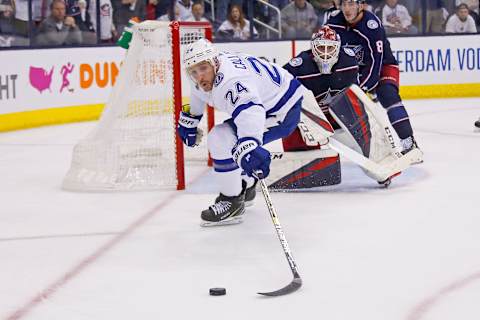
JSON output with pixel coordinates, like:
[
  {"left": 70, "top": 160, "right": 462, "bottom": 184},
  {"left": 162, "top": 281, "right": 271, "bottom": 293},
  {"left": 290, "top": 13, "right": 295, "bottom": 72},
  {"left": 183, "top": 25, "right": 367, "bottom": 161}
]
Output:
[{"left": 209, "top": 287, "right": 226, "bottom": 296}]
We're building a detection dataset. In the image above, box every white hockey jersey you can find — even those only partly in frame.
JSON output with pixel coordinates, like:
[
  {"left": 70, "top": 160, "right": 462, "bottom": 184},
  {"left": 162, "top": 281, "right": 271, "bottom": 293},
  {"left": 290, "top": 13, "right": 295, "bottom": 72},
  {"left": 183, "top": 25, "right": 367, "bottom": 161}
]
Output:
[{"left": 189, "top": 52, "right": 304, "bottom": 144}]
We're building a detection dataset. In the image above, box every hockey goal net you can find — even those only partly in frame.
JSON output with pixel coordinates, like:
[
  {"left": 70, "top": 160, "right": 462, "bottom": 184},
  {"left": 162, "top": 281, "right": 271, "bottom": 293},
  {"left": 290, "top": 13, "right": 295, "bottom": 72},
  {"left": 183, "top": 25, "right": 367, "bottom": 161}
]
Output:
[{"left": 63, "top": 21, "right": 213, "bottom": 191}]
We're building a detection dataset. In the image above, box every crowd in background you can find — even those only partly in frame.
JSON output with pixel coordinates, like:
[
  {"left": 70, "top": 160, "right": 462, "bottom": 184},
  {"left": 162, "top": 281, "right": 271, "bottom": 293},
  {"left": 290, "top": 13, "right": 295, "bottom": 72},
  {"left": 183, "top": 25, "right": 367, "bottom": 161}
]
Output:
[{"left": 0, "top": 0, "right": 479, "bottom": 47}]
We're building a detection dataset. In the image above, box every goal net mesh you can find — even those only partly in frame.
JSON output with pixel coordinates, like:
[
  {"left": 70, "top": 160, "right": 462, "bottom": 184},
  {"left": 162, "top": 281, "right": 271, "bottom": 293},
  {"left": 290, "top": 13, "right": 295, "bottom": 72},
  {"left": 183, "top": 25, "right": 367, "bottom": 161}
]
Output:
[{"left": 63, "top": 21, "right": 211, "bottom": 191}]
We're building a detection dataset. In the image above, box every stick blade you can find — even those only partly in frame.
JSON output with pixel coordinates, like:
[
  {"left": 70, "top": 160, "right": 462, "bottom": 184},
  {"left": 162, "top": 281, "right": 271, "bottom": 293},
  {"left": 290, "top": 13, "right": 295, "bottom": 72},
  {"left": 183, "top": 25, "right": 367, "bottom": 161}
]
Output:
[{"left": 257, "top": 277, "right": 302, "bottom": 297}]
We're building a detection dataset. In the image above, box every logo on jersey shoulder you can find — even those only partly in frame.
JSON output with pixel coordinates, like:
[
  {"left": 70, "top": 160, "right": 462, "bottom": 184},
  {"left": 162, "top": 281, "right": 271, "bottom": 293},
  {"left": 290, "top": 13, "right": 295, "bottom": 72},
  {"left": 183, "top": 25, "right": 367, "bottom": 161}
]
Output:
[
  {"left": 343, "top": 47, "right": 355, "bottom": 57},
  {"left": 214, "top": 72, "right": 224, "bottom": 87},
  {"left": 288, "top": 57, "right": 303, "bottom": 67},
  {"left": 330, "top": 9, "right": 340, "bottom": 17},
  {"left": 367, "top": 19, "right": 379, "bottom": 29}
]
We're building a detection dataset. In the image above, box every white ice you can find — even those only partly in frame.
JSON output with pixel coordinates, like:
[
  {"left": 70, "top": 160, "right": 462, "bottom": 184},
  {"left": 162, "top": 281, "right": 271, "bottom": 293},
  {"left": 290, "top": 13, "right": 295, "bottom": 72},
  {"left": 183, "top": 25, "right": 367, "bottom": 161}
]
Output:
[{"left": 0, "top": 98, "right": 479, "bottom": 320}]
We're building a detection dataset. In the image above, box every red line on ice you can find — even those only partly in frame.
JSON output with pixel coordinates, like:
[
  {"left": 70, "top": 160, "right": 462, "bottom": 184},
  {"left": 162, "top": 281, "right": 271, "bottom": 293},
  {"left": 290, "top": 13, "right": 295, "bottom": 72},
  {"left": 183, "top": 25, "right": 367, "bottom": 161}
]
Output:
[
  {"left": 406, "top": 271, "right": 480, "bottom": 320},
  {"left": 6, "top": 168, "right": 210, "bottom": 320}
]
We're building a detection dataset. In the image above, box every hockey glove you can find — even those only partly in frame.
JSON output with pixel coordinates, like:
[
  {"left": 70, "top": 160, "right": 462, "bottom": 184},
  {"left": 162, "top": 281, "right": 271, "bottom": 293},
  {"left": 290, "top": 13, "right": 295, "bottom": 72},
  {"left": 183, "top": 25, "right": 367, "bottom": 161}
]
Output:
[
  {"left": 177, "top": 111, "right": 203, "bottom": 147},
  {"left": 232, "top": 138, "right": 271, "bottom": 178}
]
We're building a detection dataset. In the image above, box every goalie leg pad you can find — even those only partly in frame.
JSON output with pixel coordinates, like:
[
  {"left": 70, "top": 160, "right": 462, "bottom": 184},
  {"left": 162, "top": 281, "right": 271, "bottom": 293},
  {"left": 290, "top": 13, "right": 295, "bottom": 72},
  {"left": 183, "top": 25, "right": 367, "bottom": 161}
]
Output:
[
  {"left": 282, "top": 127, "right": 321, "bottom": 152},
  {"left": 268, "top": 152, "right": 341, "bottom": 191},
  {"left": 329, "top": 89, "right": 372, "bottom": 157},
  {"left": 299, "top": 88, "right": 334, "bottom": 144}
]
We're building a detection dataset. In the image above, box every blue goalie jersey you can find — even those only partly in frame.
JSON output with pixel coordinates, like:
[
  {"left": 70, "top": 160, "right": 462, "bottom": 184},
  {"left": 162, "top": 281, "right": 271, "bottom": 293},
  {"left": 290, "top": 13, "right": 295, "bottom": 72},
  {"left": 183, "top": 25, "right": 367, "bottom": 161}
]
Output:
[{"left": 283, "top": 47, "right": 359, "bottom": 116}]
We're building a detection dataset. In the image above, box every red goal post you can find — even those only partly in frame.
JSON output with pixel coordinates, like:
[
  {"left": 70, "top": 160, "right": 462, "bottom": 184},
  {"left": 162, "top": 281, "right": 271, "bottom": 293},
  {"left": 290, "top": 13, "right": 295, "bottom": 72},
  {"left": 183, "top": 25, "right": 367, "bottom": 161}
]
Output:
[{"left": 171, "top": 21, "right": 214, "bottom": 190}]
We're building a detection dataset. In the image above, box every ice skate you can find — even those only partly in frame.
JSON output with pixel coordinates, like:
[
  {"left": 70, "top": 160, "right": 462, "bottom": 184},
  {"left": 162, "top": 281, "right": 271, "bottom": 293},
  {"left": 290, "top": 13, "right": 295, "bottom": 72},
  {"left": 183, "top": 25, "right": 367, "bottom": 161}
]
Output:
[
  {"left": 201, "top": 193, "right": 245, "bottom": 227},
  {"left": 242, "top": 179, "right": 258, "bottom": 207},
  {"left": 401, "top": 136, "right": 423, "bottom": 165}
]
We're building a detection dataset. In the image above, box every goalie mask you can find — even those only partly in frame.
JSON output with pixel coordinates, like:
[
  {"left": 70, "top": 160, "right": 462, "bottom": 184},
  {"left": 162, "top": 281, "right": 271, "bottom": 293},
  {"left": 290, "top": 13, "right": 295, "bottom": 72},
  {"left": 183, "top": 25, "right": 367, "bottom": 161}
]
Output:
[
  {"left": 183, "top": 38, "right": 220, "bottom": 89},
  {"left": 311, "top": 26, "right": 341, "bottom": 74}
]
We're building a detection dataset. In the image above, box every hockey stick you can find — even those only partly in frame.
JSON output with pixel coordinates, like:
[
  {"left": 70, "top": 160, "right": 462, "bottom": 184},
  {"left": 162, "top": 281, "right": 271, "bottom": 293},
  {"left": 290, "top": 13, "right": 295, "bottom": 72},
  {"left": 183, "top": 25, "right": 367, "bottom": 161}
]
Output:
[{"left": 255, "top": 172, "right": 302, "bottom": 296}]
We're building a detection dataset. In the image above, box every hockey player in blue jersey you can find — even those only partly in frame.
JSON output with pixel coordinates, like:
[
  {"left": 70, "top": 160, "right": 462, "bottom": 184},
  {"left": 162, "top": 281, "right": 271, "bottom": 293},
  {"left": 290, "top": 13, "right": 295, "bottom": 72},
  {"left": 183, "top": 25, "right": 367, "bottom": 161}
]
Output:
[
  {"left": 327, "top": 0, "right": 422, "bottom": 157},
  {"left": 282, "top": 25, "right": 359, "bottom": 151},
  {"left": 178, "top": 39, "right": 334, "bottom": 226},
  {"left": 281, "top": 25, "right": 416, "bottom": 187}
]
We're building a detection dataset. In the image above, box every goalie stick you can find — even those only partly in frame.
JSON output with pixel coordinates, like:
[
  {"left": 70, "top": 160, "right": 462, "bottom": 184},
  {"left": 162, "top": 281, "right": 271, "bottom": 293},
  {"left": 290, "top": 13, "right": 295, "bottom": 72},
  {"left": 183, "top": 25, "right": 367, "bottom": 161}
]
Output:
[{"left": 255, "top": 172, "right": 302, "bottom": 296}]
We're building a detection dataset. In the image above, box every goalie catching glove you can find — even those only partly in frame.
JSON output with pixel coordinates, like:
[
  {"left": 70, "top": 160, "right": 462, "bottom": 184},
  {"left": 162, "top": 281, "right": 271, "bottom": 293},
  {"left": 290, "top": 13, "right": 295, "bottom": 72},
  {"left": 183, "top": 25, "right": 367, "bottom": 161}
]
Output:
[
  {"left": 232, "top": 138, "right": 271, "bottom": 178},
  {"left": 177, "top": 111, "right": 204, "bottom": 147}
]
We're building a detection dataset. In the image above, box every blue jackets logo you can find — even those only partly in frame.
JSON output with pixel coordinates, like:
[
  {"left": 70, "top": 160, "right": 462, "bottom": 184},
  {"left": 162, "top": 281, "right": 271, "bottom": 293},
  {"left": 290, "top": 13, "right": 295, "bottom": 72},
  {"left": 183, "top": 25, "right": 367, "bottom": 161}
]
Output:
[
  {"left": 289, "top": 57, "right": 303, "bottom": 67},
  {"left": 367, "top": 20, "right": 379, "bottom": 30}
]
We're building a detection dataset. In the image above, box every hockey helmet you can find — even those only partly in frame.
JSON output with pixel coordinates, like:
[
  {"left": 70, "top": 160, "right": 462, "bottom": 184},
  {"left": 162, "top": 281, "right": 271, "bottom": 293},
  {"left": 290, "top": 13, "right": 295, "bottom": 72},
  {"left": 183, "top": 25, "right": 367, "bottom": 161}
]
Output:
[
  {"left": 311, "top": 26, "right": 341, "bottom": 74},
  {"left": 183, "top": 38, "right": 220, "bottom": 74}
]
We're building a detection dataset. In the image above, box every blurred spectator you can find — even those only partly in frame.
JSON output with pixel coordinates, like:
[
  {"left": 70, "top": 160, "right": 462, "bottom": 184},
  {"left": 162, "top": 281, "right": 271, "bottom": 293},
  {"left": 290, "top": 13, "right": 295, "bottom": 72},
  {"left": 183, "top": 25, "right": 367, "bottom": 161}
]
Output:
[
  {"left": 33, "top": 0, "right": 52, "bottom": 25},
  {"left": 89, "top": 0, "right": 117, "bottom": 43},
  {"left": 187, "top": 1, "right": 209, "bottom": 21},
  {"left": 216, "top": 0, "right": 243, "bottom": 26},
  {"left": 281, "top": 0, "right": 317, "bottom": 38},
  {"left": 0, "top": 0, "right": 15, "bottom": 46},
  {"left": 65, "top": 0, "right": 84, "bottom": 18},
  {"left": 310, "top": 0, "right": 337, "bottom": 26},
  {"left": 112, "top": 0, "right": 145, "bottom": 34},
  {"left": 75, "top": 0, "right": 96, "bottom": 43},
  {"left": 35, "top": 0, "right": 82, "bottom": 45},
  {"left": 445, "top": 3, "right": 477, "bottom": 32},
  {"left": 216, "top": 4, "right": 257, "bottom": 40},
  {"left": 13, "top": 0, "right": 28, "bottom": 36},
  {"left": 449, "top": 0, "right": 479, "bottom": 13},
  {"left": 158, "top": 3, "right": 181, "bottom": 20},
  {"left": 146, "top": 0, "right": 170, "bottom": 20},
  {"left": 380, "top": 0, "right": 418, "bottom": 34},
  {"left": 453, "top": 0, "right": 480, "bottom": 26},
  {"left": 177, "top": 0, "right": 193, "bottom": 20},
  {"left": 415, "top": 0, "right": 448, "bottom": 33},
  {"left": 0, "top": 0, "right": 14, "bottom": 31}
]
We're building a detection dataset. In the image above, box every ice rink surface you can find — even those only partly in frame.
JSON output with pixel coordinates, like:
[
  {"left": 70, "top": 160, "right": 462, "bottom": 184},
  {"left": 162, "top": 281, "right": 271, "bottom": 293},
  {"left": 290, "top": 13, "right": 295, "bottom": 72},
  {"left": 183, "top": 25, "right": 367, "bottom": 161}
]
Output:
[{"left": 1, "top": 98, "right": 479, "bottom": 320}]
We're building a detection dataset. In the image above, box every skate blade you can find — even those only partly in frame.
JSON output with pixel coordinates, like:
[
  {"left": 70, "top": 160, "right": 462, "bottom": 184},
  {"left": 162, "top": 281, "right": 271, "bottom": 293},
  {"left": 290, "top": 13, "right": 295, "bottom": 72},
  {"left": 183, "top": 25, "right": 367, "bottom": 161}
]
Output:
[{"left": 200, "top": 215, "right": 244, "bottom": 227}]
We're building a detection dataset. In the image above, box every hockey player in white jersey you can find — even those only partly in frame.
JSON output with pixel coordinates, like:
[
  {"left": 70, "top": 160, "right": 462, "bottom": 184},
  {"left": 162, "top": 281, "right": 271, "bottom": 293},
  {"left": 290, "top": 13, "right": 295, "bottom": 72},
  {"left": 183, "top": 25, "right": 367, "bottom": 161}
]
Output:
[{"left": 178, "top": 39, "right": 334, "bottom": 226}]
